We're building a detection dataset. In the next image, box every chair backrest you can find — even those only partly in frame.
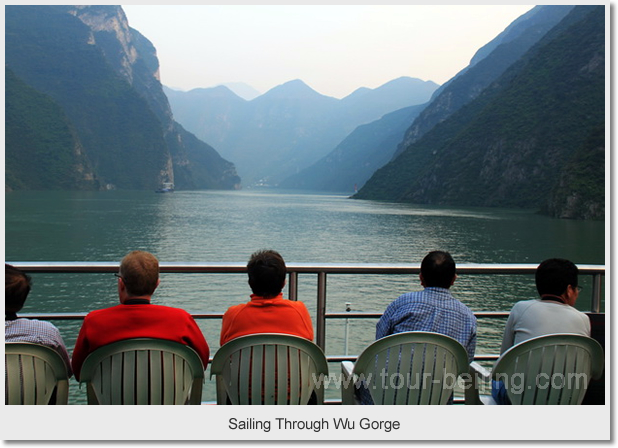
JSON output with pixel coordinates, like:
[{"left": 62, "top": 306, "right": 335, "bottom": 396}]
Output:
[
  {"left": 79, "top": 338, "right": 205, "bottom": 405},
  {"left": 210, "top": 333, "right": 329, "bottom": 405},
  {"left": 351, "top": 331, "right": 469, "bottom": 405},
  {"left": 492, "top": 333, "right": 604, "bottom": 405},
  {"left": 5, "top": 342, "right": 70, "bottom": 405}
]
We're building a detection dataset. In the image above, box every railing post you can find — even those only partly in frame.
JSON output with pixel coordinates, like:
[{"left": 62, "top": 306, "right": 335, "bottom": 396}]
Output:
[
  {"left": 316, "top": 271, "right": 327, "bottom": 350},
  {"left": 288, "top": 271, "right": 298, "bottom": 301},
  {"left": 591, "top": 273, "right": 603, "bottom": 313}
]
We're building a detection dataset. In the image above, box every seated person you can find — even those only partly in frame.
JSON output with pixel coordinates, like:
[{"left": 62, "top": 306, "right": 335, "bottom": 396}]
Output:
[
  {"left": 492, "top": 258, "right": 591, "bottom": 404},
  {"left": 220, "top": 249, "right": 315, "bottom": 403},
  {"left": 376, "top": 250, "right": 476, "bottom": 359},
  {"left": 358, "top": 251, "right": 476, "bottom": 404},
  {"left": 5, "top": 264, "right": 72, "bottom": 377},
  {"left": 71, "top": 250, "right": 210, "bottom": 380},
  {"left": 220, "top": 249, "right": 314, "bottom": 345}
]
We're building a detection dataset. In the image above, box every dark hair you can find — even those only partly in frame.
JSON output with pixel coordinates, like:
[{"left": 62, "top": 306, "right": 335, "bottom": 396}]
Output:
[
  {"left": 119, "top": 251, "right": 160, "bottom": 297},
  {"left": 6, "top": 264, "right": 32, "bottom": 313},
  {"left": 421, "top": 251, "right": 456, "bottom": 289},
  {"left": 535, "top": 258, "right": 578, "bottom": 296},
  {"left": 247, "top": 250, "right": 286, "bottom": 298}
]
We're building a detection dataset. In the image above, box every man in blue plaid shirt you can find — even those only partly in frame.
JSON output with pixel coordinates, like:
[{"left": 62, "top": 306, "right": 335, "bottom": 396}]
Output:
[
  {"left": 356, "top": 251, "right": 476, "bottom": 404},
  {"left": 376, "top": 251, "right": 477, "bottom": 361}
]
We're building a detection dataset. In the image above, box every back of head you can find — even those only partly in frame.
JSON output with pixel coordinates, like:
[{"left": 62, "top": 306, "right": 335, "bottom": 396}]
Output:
[
  {"left": 535, "top": 258, "right": 578, "bottom": 296},
  {"left": 421, "top": 251, "right": 456, "bottom": 289},
  {"left": 6, "top": 264, "right": 32, "bottom": 314},
  {"left": 247, "top": 249, "right": 286, "bottom": 298},
  {"left": 119, "top": 251, "right": 159, "bottom": 297}
]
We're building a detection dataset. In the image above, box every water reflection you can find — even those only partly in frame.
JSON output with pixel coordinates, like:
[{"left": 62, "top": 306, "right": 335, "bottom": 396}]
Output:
[{"left": 6, "top": 189, "right": 605, "bottom": 403}]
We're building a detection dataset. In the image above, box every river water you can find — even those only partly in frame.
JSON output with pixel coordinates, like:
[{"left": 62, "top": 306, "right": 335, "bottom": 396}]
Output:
[{"left": 4, "top": 189, "right": 605, "bottom": 403}]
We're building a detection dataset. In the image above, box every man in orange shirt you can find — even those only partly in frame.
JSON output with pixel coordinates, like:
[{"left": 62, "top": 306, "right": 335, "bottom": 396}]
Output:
[
  {"left": 220, "top": 249, "right": 314, "bottom": 345},
  {"left": 72, "top": 251, "right": 210, "bottom": 380}
]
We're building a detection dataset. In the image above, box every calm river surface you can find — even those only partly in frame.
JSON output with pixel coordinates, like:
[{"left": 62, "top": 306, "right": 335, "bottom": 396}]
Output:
[{"left": 5, "top": 189, "right": 605, "bottom": 403}]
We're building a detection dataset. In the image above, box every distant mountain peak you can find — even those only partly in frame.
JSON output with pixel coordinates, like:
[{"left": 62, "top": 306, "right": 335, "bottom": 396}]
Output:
[
  {"left": 342, "top": 77, "right": 439, "bottom": 102},
  {"left": 261, "top": 79, "right": 333, "bottom": 101},
  {"left": 216, "top": 82, "right": 260, "bottom": 101}
]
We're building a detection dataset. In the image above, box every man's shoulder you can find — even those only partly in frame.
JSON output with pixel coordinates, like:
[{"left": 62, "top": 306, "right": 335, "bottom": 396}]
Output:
[
  {"left": 222, "top": 302, "right": 250, "bottom": 320},
  {"left": 509, "top": 299, "right": 538, "bottom": 312},
  {"left": 7, "top": 317, "right": 59, "bottom": 331},
  {"left": 281, "top": 298, "right": 309, "bottom": 310},
  {"left": 6, "top": 318, "right": 63, "bottom": 343},
  {"left": 147, "top": 303, "right": 193, "bottom": 316},
  {"left": 392, "top": 290, "right": 424, "bottom": 304},
  {"left": 86, "top": 303, "right": 191, "bottom": 318}
]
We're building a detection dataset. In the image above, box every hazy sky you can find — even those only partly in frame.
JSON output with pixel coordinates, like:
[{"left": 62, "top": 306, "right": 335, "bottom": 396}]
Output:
[{"left": 122, "top": 5, "right": 535, "bottom": 99}]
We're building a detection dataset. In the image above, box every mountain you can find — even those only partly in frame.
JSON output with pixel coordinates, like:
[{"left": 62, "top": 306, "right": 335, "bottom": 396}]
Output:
[
  {"left": 166, "top": 77, "right": 438, "bottom": 185},
  {"left": 279, "top": 7, "right": 573, "bottom": 194},
  {"left": 5, "top": 67, "right": 99, "bottom": 190},
  {"left": 218, "top": 82, "right": 261, "bottom": 101},
  {"left": 355, "top": 6, "right": 605, "bottom": 220},
  {"left": 278, "top": 103, "right": 427, "bottom": 192},
  {"left": 393, "top": 5, "right": 575, "bottom": 158},
  {"left": 5, "top": 5, "right": 240, "bottom": 191}
]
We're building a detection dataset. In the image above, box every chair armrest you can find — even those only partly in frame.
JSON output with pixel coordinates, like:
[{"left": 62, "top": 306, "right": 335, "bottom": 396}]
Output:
[
  {"left": 341, "top": 361, "right": 354, "bottom": 380},
  {"left": 470, "top": 361, "right": 491, "bottom": 381},
  {"left": 340, "top": 361, "right": 356, "bottom": 405},
  {"left": 464, "top": 362, "right": 492, "bottom": 405}
]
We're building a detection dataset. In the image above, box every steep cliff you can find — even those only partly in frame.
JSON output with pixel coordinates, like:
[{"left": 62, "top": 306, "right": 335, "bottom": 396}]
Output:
[
  {"left": 393, "top": 5, "right": 574, "bottom": 158},
  {"left": 5, "top": 5, "right": 240, "bottom": 190},
  {"left": 356, "top": 6, "right": 604, "bottom": 220},
  {"left": 278, "top": 103, "right": 427, "bottom": 192},
  {"left": 5, "top": 67, "right": 99, "bottom": 191}
]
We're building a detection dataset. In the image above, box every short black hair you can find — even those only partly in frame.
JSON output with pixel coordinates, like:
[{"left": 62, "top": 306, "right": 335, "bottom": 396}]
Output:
[
  {"left": 421, "top": 251, "right": 456, "bottom": 289},
  {"left": 6, "top": 264, "right": 32, "bottom": 313},
  {"left": 535, "top": 258, "right": 578, "bottom": 296},
  {"left": 247, "top": 250, "right": 286, "bottom": 298}
]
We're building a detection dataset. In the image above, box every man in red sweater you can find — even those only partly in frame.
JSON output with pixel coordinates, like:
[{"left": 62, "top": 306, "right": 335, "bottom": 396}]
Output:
[
  {"left": 220, "top": 249, "right": 314, "bottom": 346},
  {"left": 71, "top": 251, "right": 210, "bottom": 380}
]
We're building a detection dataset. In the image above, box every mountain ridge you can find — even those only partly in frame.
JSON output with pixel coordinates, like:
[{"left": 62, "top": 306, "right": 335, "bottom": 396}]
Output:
[
  {"left": 355, "top": 5, "right": 604, "bottom": 220},
  {"left": 167, "top": 76, "right": 438, "bottom": 185},
  {"left": 5, "top": 5, "right": 240, "bottom": 191}
]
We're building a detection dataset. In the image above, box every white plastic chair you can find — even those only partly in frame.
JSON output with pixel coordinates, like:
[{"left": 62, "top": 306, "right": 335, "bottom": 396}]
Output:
[
  {"left": 78, "top": 338, "right": 205, "bottom": 405},
  {"left": 210, "top": 333, "right": 329, "bottom": 405},
  {"left": 5, "top": 342, "right": 70, "bottom": 405},
  {"left": 341, "top": 331, "right": 469, "bottom": 405},
  {"left": 465, "top": 334, "right": 604, "bottom": 405}
]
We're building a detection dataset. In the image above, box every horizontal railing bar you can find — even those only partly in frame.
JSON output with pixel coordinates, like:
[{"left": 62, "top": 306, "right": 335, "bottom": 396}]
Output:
[
  {"left": 324, "top": 354, "right": 499, "bottom": 363},
  {"left": 18, "top": 312, "right": 227, "bottom": 320},
  {"left": 18, "top": 311, "right": 512, "bottom": 321},
  {"left": 18, "top": 313, "right": 88, "bottom": 320},
  {"left": 6, "top": 261, "right": 606, "bottom": 275},
  {"left": 325, "top": 311, "right": 510, "bottom": 319}
]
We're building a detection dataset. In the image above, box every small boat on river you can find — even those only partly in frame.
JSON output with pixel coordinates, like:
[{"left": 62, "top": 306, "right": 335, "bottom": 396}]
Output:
[{"left": 155, "top": 182, "right": 174, "bottom": 193}]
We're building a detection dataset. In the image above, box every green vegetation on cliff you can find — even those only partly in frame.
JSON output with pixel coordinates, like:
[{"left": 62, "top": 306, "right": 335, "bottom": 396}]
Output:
[
  {"left": 5, "top": 67, "right": 99, "bottom": 190},
  {"left": 5, "top": 6, "right": 240, "bottom": 191},
  {"left": 355, "top": 6, "right": 604, "bottom": 220}
]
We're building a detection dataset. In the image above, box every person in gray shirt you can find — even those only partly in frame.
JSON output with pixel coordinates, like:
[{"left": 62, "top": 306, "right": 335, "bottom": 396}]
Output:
[{"left": 492, "top": 258, "right": 590, "bottom": 404}]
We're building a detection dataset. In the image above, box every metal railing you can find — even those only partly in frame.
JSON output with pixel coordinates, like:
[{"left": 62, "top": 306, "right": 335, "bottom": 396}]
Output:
[{"left": 9, "top": 261, "right": 605, "bottom": 358}]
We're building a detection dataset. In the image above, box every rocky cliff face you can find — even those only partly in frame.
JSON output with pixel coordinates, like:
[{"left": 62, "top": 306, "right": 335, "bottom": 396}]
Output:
[
  {"left": 68, "top": 5, "right": 175, "bottom": 186},
  {"left": 5, "top": 5, "right": 240, "bottom": 191}
]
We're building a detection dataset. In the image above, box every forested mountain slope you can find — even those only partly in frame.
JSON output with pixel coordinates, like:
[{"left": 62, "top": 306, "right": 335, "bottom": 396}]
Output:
[
  {"left": 355, "top": 6, "right": 605, "bottom": 220},
  {"left": 5, "top": 5, "right": 240, "bottom": 191}
]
